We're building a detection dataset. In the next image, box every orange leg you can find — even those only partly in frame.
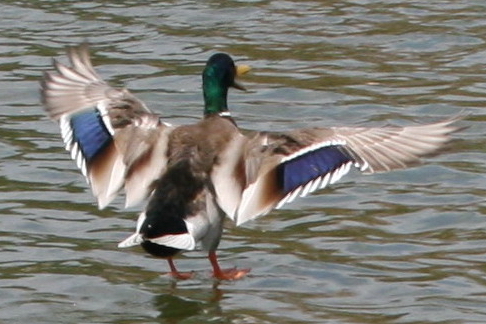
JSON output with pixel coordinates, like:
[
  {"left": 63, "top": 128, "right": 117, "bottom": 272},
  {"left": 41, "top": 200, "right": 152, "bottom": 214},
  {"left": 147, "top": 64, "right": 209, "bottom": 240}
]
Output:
[
  {"left": 167, "top": 257, "right": 193, "bottom": 280},
  {"left": 209, "top": 251, "right": 250, "bottom": 280}
]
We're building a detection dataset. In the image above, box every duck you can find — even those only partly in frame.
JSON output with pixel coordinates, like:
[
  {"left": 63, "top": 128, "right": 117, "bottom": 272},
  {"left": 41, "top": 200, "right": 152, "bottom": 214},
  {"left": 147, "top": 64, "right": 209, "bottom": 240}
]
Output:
[{"left": 41, "top": 43, "right": 461, "bottom": 280}]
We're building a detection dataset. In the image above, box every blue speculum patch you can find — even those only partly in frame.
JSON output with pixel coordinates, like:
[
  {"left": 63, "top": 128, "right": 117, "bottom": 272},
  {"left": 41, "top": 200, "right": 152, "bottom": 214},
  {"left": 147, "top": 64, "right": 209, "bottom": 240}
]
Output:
[
  {"left": 70, "top": 109, "right": 112, "bottom": 163},
  {"left": 277, "top": 145, "right": 353, "bottom": 194}
]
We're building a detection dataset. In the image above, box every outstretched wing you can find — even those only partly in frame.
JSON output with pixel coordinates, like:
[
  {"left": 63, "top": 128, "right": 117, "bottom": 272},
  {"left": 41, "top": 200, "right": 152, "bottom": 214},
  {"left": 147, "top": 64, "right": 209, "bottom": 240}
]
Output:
[
  {"left": 41, "top": 43, "right": 173, "bottom": 209},
  {"left": 218, "top": 116, "right": 461, "bottom": 225}
]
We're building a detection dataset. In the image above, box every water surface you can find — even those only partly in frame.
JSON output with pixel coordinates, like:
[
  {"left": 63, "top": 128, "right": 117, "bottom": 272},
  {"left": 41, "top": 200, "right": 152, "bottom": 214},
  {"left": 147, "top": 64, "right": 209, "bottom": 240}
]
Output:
[{"left": 1, "top": 1, "right": 486, "bottom": 323}]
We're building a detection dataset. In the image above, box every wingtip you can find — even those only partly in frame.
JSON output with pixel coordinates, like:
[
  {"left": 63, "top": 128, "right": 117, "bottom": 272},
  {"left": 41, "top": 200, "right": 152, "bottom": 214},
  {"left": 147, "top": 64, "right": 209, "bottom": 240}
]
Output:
[
  {"left": 444, "top": 110, "right": 469, "bottom": 133},
  {"left": 421, "top": 110, "right": 468, "bottom": 134},
  {"left": 118, "top": 232, "right": 143, "bottom": 248},
  {"left": 97, "top": 200, "right": 108, "bottom": 210},
  {"left": 235, "top": 217, "right": 249, "bottom": 226}
]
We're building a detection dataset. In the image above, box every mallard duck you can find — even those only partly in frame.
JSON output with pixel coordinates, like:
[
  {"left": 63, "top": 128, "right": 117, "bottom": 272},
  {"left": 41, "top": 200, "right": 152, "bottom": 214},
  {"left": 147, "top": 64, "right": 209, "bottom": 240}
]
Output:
[{"left": 41, "top": 43, "right": 460, "bottom": 280}]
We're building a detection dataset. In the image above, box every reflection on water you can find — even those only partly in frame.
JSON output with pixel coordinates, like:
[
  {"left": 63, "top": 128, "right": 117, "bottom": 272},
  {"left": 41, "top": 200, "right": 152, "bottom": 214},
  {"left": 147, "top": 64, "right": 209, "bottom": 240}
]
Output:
[
  {"left": 1, "top": 0, "right": 486, "bottom": 323},
  {"left": 154, "top": 287, "right": 225, "bottom": 323}
]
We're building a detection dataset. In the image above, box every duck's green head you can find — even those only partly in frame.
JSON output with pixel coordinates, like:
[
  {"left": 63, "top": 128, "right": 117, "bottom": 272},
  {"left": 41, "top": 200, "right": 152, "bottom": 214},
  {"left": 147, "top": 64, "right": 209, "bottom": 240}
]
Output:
[{"left": 202, "top": 53, "right": 250, "bottom": 116}]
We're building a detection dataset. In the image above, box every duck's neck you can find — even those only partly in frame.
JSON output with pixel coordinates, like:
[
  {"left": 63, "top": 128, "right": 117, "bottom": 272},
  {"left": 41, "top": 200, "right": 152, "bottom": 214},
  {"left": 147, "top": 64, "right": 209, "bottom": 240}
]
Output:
[
  {"left": 203, "top": 73, "right": 229, "bottom": 117},
  {"left": 203, "top": 93, "right": 228, "bottom": 116}
]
